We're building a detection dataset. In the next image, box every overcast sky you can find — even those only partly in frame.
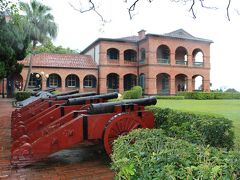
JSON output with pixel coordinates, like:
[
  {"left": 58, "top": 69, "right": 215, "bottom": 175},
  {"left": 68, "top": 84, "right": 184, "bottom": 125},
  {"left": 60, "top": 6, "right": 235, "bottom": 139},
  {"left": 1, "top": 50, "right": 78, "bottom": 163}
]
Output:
[{"left": 24, "top": 0, "right": 240, "bottom": 91}]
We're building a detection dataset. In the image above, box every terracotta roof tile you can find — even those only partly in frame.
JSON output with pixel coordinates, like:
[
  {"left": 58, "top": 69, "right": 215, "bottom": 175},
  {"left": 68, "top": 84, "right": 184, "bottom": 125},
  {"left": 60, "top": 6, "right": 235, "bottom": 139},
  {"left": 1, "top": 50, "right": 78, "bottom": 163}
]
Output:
[{"left": 21, "top": 53, "right": 97, "bottom": 69}]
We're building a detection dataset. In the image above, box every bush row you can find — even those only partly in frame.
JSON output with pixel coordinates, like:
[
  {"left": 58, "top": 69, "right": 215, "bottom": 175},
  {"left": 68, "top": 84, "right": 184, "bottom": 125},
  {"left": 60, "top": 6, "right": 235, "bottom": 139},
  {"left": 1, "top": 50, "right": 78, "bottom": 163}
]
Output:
[
  {"left": 14, "top": 91, "right": 31, "bottom": 101},
  {"left": 112, "top": 129, "right": 240, "bottom": 179},
  {"left": 177, "top": 92, "right": 240, "bottom": 99},
  {"left": 156, "top": 95, "right": 185, "bottom": 100},
  {"left": 146, "top": 106, "right": 234, "bottom": 149},
  {"left": 122, "top": 86, "right": 142, "bottom": 99}
]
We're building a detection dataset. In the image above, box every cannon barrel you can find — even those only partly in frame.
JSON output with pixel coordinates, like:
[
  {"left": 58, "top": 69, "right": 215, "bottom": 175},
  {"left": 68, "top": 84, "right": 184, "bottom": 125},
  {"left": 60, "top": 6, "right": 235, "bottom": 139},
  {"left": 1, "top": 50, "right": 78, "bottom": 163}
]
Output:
[
  {"left": 88, "top": 96, "right": 157, "bottom": 114},
  {"left": 44, "top": 88, "right": 56, "bottom": 92},
  {"left": 51, "top": 90, "right": 79, "bottom": 98},
  {"left": 66, "top": 92, "right": 118, "bottom": 106},
  {"left": 55, "top": 92, "right": 97, "bottom": 100}
]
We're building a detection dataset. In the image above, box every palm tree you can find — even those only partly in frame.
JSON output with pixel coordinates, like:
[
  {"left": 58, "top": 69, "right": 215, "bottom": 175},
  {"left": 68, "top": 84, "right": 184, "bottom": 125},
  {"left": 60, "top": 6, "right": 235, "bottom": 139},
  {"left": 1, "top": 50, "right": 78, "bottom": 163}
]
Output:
[{"left": 20, "top": 0, "right": 57, "bottom": 90}]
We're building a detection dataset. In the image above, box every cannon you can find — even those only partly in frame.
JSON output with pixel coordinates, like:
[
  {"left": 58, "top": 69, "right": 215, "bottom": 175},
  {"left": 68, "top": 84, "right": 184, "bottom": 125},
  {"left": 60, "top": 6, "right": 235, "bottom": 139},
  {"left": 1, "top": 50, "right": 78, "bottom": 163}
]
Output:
[
  {"left": 11, "top": 92, "right": 97, "bottom": 125},
  {"left": 11, "top": 96, "right": 157, "bottom": 167},
  {"left": 11, "top": 93, "right": 119, "bottom": 140}
]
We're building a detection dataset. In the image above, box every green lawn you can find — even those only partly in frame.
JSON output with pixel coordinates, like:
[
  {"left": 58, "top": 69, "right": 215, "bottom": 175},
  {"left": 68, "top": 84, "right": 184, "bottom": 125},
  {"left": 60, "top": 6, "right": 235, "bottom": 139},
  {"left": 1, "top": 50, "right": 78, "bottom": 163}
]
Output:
[{"left": 156, "top": 99, "right": 240, "bottom": 149}]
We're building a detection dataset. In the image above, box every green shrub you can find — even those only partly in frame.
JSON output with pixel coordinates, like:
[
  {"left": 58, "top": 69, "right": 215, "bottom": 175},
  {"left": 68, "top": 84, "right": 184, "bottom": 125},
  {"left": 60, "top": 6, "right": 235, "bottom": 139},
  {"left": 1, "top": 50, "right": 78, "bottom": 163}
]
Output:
[
  {"left": 214, "top": 92, "right": 240, "bottom": 99},
  {"left": 112, "top": 129, "right": 240, "bottom": 180},
  {"left": 146, "top": 107, "right": 234, "bottom": 149},
  {"left": 14, "top": 91, "right": 31, "bottom": 101},
  {"left": 156, "top": 95, "right": 185, "bottom": 100},
  {"left": 177, "top": 92, "right": 240, "bottom": 99},
  {"left": 123, "top": 86, "right": 142, "bottom": 99},
  {"left": 51, "top": 90, "right": 61, "bottom": 95}
]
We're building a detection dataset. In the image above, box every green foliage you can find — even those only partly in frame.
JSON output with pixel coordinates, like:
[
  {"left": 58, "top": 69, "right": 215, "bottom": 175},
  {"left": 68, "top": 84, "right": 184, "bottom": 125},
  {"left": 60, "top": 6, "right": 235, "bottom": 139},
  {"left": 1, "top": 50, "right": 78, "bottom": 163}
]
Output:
[
  {"left": 225, "top": 88, "right": 239, "bottom": 93},
  {"left": 0, "top": 14, "right": 29, "bottom": 77},
  {"left": 51, "top": 90, "right": 61, "bottom": 95},
  {"left": 14, "top": 91, "right": 31, "bottom": 101},
  {"left": 111, "top": 129, "right": 240, "bottom": 180},
  {"left": 123, "top": 86, "right": 143, "bottom": 99},
  {"left": 178, "top": 92, "right": 240, "bottom": 99},
  {"left": 27, "top": 39, "right": 78, "bottom": 54},
  {"left": 146, "top": 106, "right": 234, "bottom": 149},
  {"left": 156, "top": 95, "right": 185, "bottom": 100}
]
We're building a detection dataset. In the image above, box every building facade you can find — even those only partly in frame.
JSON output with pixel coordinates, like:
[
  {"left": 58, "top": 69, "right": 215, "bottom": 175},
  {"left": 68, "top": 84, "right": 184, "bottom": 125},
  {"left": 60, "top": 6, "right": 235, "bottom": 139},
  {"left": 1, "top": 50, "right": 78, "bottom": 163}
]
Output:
[
  {"left": 81, "top": 29, "right": 212, "bottom": 95},
  {"left": 2, "top": 29, "right": 211, "bottom": 96}
]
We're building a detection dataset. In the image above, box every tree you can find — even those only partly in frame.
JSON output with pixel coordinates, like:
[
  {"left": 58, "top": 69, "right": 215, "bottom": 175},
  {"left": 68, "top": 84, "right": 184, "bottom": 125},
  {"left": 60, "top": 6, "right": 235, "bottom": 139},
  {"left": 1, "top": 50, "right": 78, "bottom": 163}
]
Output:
[
  {"left": 70, "top": 0, "right": 235, "bottom": 22},
  {"left": 0, "top": 3, "right": 30, "bottom": 97},
  {"left": 225, "top": 88, "right": 239, "bottom": 93},
  {"left": 20, "top": 0, "right": 58, "bottom": 90},
  {"left": 27, "top": 39, "right": 79, "bottom": 54}
]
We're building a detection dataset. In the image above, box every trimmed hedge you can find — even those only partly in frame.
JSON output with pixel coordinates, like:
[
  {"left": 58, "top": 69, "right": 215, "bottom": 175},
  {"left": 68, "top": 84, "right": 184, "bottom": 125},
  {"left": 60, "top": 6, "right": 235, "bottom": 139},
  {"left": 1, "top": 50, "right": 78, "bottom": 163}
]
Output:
[
  {"left": 146, "top": 107, "right": 234, "bottom": 149},
  {"left": 14, "top": 91, "right": 31, "bottom": 101},
  {"left": 177, "top": 92, "right": 240, "bottom": 100},
  {"left": 122, "top": 86, "right": 143, "bottom": 99},
  {"left": 111, "top": 129, "right": 240, "bottom": 179},
  {"left": 156, "top": 95, "right": 185, "bottom": 100}
]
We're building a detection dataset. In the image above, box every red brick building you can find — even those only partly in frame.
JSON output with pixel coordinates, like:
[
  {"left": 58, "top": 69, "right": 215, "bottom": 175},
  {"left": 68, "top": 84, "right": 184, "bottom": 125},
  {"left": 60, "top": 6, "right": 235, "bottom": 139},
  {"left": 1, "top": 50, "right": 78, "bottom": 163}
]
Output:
[{"left": 2, "top": 29, "right": 212, "bottom": 95}]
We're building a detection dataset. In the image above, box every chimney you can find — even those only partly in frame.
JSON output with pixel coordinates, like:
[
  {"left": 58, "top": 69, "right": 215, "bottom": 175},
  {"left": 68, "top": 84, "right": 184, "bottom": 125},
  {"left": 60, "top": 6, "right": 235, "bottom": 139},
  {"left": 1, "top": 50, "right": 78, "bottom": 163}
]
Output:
[{"left": 138, "top": 30, "right": 146, "bottom": 40}]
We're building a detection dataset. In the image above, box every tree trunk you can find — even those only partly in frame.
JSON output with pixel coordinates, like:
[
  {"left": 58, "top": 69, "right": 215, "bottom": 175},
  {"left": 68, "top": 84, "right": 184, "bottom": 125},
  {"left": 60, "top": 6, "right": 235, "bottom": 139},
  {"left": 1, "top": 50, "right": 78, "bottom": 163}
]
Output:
[
  {"left": 23, "top": 41, "right": 36, "bottom": 91},
  {"left": 23, "top": 53, "right": 33, "bottom": 91}
]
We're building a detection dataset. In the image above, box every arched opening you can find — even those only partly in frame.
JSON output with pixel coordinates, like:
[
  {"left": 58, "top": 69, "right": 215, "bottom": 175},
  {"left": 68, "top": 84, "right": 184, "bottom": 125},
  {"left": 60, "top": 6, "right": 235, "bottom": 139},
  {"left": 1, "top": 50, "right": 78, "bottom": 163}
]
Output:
[
  {"left": 139, "top": 73, "right": 145, "bottom": 92},
  {"left": 139, "top": 48, "right": 146, "bottom": 64},
  {"left": 175, "top": 46, "right": 188, "bottom": 65},
  {"left": 157, "top": 45, "right": 170, "bottom": 64},
  {"left": 65, "top": 74, "right": 79, "bottom": 88},
  {"left": 28, "top": 73, "right": 42, "bottom": 89},
  {"left": 124, "top": 49, "right": 137, "bottom": 61},
  {"left": 83, "top": 75, "right": 97, "bottom": 88},
  {"left": 175, "top": 74, "right": 188, "bottom": 93},
  {"left": 157, "top": 73, "right": 170, "bottom": 95},
  {"left": 13, "top": 74, "right": 23, "bottom": 91},
  {"left": 124, "top": 74, "right": 137, "bottom": 91},
  {"left": 107, "top": 48, "right": 119, "bottom": 60},
  {"left": 192, "top": 49, "right": 204, "bottom": 67},
  {"left": 192, "top": 75, "right": 203, "bottom": 91},
  {"left": 107, "top": 73, "right": 119, "bottom": 92},
  {"left": 47, "top": 73, "right": 61, "bottom": 88}
]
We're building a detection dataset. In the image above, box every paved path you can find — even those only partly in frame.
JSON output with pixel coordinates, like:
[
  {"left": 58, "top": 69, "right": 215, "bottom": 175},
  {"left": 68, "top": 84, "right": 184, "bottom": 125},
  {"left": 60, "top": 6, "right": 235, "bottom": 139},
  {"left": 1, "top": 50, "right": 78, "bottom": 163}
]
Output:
[{"left": 0, "top": 98, "right": 114, "bottom": 180}]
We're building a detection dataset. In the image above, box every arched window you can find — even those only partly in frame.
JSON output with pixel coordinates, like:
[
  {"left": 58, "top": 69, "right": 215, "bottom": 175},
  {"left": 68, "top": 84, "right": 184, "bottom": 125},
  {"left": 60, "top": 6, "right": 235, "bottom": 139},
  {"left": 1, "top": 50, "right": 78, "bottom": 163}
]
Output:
[
  {"left": 157, "top": 45, "right": 170, "bottom": 64},
  {"left": 83, "top": 75, "right": 97, "bottom": 88},
  {"left": 47, "top": 74, "right": 61, "bottom": 88},
  {"left": 175, "top": 46, "right": 188, "bottom": 65},
  {"left": 65, "top": 74, "right": 79, "bottom": 88},
  {"left": 140, "top": 48, "right": 146, "bottom": 64},
  {"left": 107, "top": 48, "right": 119, "bottom": 60},
  {"left": 124, "top": 49, "right": 137, "bottom": 61},
  {"left": 192, "top": 49, "right": 204, "bottom": 67},
  {"left": 28, "top": 73, "right": 41, "bottom": 88},
  {"left": 107, "top": 73, "right": 119, "bottom": 92}
]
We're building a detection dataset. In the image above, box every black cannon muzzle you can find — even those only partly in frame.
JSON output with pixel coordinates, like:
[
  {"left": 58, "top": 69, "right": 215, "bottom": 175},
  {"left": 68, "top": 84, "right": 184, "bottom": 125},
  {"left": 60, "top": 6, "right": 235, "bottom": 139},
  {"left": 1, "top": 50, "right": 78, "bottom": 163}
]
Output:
[{"left": 88, "top": 96, "right": 157, "bottom": 114}]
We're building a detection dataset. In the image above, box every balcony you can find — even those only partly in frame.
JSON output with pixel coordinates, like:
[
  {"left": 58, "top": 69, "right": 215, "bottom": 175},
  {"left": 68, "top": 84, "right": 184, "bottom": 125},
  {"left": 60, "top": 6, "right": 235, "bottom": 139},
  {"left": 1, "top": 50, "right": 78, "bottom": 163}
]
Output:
[
  {"left": 157, "top": 89, "right": 170, "bottom": 95},
  {"left": 107, "top": 88, "right": 119, "bottom": 93},
  {"left": 176, "top": 60, "right": 188, "bottom": 65},
  {"left": 157, "top": 58, "right": 170, "bottom": 64},
  {"left": 193, "top": 61, "right": 204, "bottom": 67}
]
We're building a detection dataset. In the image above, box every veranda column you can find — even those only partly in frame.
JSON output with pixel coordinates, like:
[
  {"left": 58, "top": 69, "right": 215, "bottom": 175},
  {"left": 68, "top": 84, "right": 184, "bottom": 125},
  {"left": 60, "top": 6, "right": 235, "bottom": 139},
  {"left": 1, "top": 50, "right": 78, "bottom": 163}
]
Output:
[
  {"left": 187, "top": 78, "right": 193, "bottom": 92},
  {"left": 146, "top": 77, "right": 156, "bottom": 95},
  {"left": 79, "top": 78, "right": 84, "bottom": 93},
  {"left": 187, "top": 55, "right": 193, "bottom": 67},
  {"left": 119, "top": 77, "right": 124, "bottom": 94},
  {"left": 170, "top": 78, "right": 175, "bottom": 95},
  {"left": 203, "top": 79, "right": 210, "bottom": 92},
  {"left": 99, "top": 77, "right": 107, "bottom": 94},
  {"left": 170, "top": 53, "right": 175, "bottom": 65},
  {"left": 42, "top": 78, "right": 47, "bottom": 90}
]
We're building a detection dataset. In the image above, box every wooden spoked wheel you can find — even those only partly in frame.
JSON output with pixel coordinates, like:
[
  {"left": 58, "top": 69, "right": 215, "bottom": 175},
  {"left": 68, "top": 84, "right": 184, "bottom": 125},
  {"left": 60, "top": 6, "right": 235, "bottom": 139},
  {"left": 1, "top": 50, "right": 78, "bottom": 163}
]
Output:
[{"left": 103, "top": 113, "right": 141, "bottom": 155}]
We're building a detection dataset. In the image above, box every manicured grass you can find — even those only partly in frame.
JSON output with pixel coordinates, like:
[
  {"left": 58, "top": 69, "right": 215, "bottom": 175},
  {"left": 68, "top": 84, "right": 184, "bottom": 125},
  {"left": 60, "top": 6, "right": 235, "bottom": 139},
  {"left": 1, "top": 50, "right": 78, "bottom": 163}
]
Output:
[{"left": 156, "top": 99, "right": 240, "bottom": 149}]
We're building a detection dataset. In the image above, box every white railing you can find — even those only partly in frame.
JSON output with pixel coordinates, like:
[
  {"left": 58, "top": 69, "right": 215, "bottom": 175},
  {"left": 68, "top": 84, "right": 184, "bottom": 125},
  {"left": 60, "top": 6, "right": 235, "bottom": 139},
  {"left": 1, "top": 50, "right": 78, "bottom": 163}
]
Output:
[
  {"left": 157, "top": 58, "right": 170, "bottom": 64},
  {"left": 176, "top": 60, "right": 188, "bottom": 65}
]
